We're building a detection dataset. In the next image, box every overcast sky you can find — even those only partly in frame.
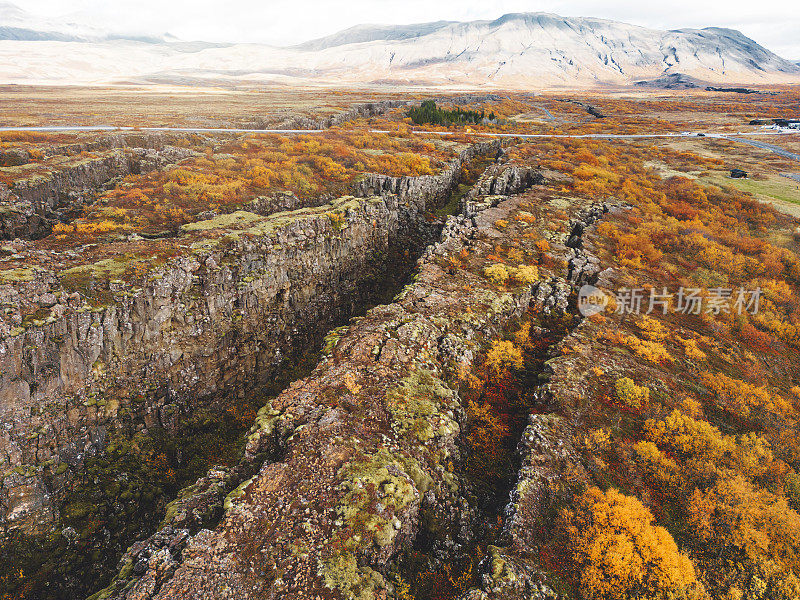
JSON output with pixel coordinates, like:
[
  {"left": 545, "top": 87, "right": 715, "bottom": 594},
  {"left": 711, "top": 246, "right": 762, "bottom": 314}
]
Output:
[{"left": 13, "top": 0, "right": 800, "bottom": 59}]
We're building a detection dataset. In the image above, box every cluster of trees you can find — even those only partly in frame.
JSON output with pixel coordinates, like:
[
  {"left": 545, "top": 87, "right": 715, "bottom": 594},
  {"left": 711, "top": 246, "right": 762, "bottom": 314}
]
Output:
[
  {"left": 386, "top": 91, "right": 800, "bottom": 137},
  {"left": 407, "top": 101, "right": 494, "bottom": 126}
]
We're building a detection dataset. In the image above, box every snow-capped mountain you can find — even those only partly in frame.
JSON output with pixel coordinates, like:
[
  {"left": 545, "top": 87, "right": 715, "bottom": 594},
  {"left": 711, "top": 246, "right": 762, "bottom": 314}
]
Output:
[
  {"left": 0, "top": 8, "right": 797, "bottom": 87},
  {"left": 290, "top": 13, "right": 799, "bottom": 86},
  {"left": 0, "top": 1, "right": 169, "bottom": 43}
]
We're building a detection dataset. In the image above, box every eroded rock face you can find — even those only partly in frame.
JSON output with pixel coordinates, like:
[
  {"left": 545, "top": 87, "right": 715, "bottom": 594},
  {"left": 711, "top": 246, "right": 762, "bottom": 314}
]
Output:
[
  {"left": 0, "top": 143, "right": 498, "bottom": 536},
  {"left": 475, "top": 204, "right": 612, "bottom": 600},
  {"left": 0, "top": 143, "right": 197, "bottom": 239},
  {"left": 355, "top": 141, "right": 501, "bottom": 203},
  {"left": 97, "top": 193, "right": 537, "bottom": 600},
  {"left": 469, "top": 164, "right": 544, "bottom": 199},
  {"left": 86, "top": 174, "right": 631, "bottom": 600},
  {"left": 0, "top": 198, "right": 396, "bottom": 533}
]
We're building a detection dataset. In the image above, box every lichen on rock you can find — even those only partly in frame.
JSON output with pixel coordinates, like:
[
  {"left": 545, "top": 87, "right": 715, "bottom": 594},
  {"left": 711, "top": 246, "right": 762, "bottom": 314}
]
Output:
[{"left": 384, "top": 368, "right": 459, "bottom": 442}]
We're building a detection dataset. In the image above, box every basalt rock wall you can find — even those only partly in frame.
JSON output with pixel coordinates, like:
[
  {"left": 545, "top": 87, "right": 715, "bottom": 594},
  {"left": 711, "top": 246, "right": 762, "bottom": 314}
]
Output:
[
  {"left": 1, "top": 145, "right": 197, "bottom": 240},
  {"left": 0, "top": 142, "right": 497, "bottom": 534}
]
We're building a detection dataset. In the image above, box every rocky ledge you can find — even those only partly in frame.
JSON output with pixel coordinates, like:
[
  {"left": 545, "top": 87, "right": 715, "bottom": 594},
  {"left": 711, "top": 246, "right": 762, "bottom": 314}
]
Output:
[
  {"left": 0, "top": 141, "right": 500, "bottom": 536},
  {"left": 93, "top": 177, "right": 604, "bottom": 600},
  {"left": 1, "top": 135, "right": 199, "bottom": 240}
]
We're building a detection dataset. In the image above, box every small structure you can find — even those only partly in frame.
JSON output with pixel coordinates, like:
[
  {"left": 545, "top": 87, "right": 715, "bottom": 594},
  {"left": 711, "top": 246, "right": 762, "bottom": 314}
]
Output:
[
  {"left": 773, "top": 119, "right": 800, "bottom": 129},
  {"left": 730, "top": 168, "right": 748, "bottom": 179}
]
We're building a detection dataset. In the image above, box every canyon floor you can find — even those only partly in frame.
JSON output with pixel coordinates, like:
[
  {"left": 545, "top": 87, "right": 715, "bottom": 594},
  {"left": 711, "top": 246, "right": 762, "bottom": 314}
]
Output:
[{"left": 1, "top": 86, "right": 800, "bottom": 600}]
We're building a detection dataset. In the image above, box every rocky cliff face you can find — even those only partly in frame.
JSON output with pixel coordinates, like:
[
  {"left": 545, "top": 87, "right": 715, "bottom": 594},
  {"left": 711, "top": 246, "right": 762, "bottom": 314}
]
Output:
[
  {"left": 83, "top": 165, "right": 618, "bottom": 600},
  {"left": 354, "top": 141, "right": 499, "bottom": 203},
  {"left": 467, "top": 162, "right": 544, "bottom": 200},
  {"left": 468, "top": 204, "right": 613, "bottom": 600},
  {"left": 0, "top": 141, "right": 498, "bottom": 540},
  {"left": 0, "top": 135, "right": 198, "bottom": 239},
  {"left": 96, "top": 195, "right": 537, "bottom": 600}
]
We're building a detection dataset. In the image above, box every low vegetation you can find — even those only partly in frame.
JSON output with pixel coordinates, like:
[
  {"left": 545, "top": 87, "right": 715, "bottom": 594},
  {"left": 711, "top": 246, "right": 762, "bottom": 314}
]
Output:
[
  {"left": 48, "top": 131, "right": 447, "bottom": 244},
  {"left": 506, "top": 135, "right": 800, "bottom": 600}
]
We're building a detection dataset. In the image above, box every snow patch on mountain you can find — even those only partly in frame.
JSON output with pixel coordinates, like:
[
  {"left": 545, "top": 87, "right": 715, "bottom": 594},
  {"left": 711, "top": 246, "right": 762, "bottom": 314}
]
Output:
[{"left": 0, "top": 9, "right": 797, "bottom": 88}]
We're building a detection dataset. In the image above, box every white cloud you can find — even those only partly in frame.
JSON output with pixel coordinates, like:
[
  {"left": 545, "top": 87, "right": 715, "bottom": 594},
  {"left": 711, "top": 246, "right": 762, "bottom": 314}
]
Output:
[{"left": 12, "top": 0, "right": 800, "bottom": 58}]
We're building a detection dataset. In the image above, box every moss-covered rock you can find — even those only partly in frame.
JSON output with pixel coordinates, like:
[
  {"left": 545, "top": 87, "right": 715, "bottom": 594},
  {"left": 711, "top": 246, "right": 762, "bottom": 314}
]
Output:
[
  {"left": 333, "top": 448, "right": 430, "bottom": 553},
  {"left": 223, "top": 475, "right": 256, "bottom": 512},
  {"left": 322, "top": 325, "right": 349, "bottom": 356},
  {"left": 319, "top": 553, "right": 385, "bottom": 600},
  {"left": 384, "top": 369, "right": 458, "bottom": 442}
]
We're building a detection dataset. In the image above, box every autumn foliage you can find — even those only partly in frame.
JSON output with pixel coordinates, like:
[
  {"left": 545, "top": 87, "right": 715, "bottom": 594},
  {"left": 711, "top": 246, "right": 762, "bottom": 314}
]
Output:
[
  {"left": 48, "top": 130, "right": 447, "bottom": 243},
  {"left": 556, "top": 487, "right": 701, "bottom": 600},
  {"left": 505, "top": 132, "right": 800, "bottom": 600}
]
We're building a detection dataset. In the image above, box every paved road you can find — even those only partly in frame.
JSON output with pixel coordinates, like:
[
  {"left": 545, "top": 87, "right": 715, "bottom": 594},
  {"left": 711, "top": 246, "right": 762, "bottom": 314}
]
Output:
[
  {"left": 1, "top": 124, "right": 799, "bottom": 143},
  {"left": 723, "top": 136, "right": 800, "bottom": 162},
  {"left": 0, "top": 126, "right": 328, "bottom": 134}
]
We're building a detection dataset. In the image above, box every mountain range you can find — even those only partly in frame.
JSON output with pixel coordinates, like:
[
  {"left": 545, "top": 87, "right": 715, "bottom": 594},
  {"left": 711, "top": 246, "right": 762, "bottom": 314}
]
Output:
[
  {"left": 0, "top": 1, "right": 172, "bottom": 43},
  {"left": 0, "top": 3, "right": 798, "bottom": 88}
]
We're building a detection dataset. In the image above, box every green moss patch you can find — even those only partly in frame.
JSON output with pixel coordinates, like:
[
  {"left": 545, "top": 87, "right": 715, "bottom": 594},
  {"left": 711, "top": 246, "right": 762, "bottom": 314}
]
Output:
[
  {"left": 319, "top": 553, "right": 385, "bottom": 600},
  {"left": 322, "top": 325, "right": 349, "bottom": 356},
  {"left": 180, "top": 210, "right": 264, "bottom": 232},
  {"left": 323, "top": 448, "right": 433, "bottom": 599},
  {"left": 333, "top": 448, "right": 431, "bottom": 551},
  {"left": 0, "top": 267, "right": 36, "bottom": 284},
  {"left": 385, "top": 369, "right": 458, "bottom": 442}
]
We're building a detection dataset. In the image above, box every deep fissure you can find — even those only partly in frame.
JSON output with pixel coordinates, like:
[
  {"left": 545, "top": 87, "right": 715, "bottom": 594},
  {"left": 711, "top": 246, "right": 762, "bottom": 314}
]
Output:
[
  {"left": 394, "top": 205, "right": 607, "bottom": 600},
  {"left": 0, "top": 147, "right": 499, "bottom": 600}
]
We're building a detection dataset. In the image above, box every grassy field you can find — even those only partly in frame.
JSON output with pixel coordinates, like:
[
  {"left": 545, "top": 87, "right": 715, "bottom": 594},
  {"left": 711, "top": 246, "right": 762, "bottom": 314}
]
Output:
[{"left": 703, "top": 172, "right": 800, "bottom": 218}]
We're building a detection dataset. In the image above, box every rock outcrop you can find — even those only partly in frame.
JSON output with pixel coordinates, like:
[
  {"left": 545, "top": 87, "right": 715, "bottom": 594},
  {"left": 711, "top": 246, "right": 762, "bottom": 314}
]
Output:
[
  {"left": 86, "top": 168, "right": 627, "bottom": 600},
  {"left": 267, "top": 100, "right": 409, "bottom": 130},
  {"left": 0, "top": 142, "right": 499, "bottom": 538},
  {"left": 95, "top": 191, "right": 539, "bottom": 600},
  {"left": 0, "top": 137, "right": 198, "bottom": 239},
  {"left": 466, "top": 162, "right": 544, "bottom": 200},
  {"left": 473, "top": 204, "right": 613, "bottom": 600},
  {"left": 354, "top": 141, "right": 500, "bottom": 203}
]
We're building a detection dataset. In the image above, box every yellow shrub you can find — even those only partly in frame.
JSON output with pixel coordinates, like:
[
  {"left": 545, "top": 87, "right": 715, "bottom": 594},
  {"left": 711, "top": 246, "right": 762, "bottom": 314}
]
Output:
[
  {"left": 636, "top": 316, "right": 668, "bottom": 342},
  {"left": 677, "top": 337, "right": 707, "bottom": 361},
  {"left": 485, "top": 340, "right": 523, "bottom": 375},
  {"left": 483, "top": 264, "right": 509, "bottom": 286},
  {"left": 622, "top": 335, "right": 672, "bottom": 364},
  {"left": 558, "top": 487, "right": 700, "bottom": 600},
  {"left": 615, "top": 377, "right": 650, "bottom": 409},
  {"left": 513, "top": 264, "right": 539, "bottom": 285},
  {"left": 703, "top": 372, "right": 793, "bottom": 419}
]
